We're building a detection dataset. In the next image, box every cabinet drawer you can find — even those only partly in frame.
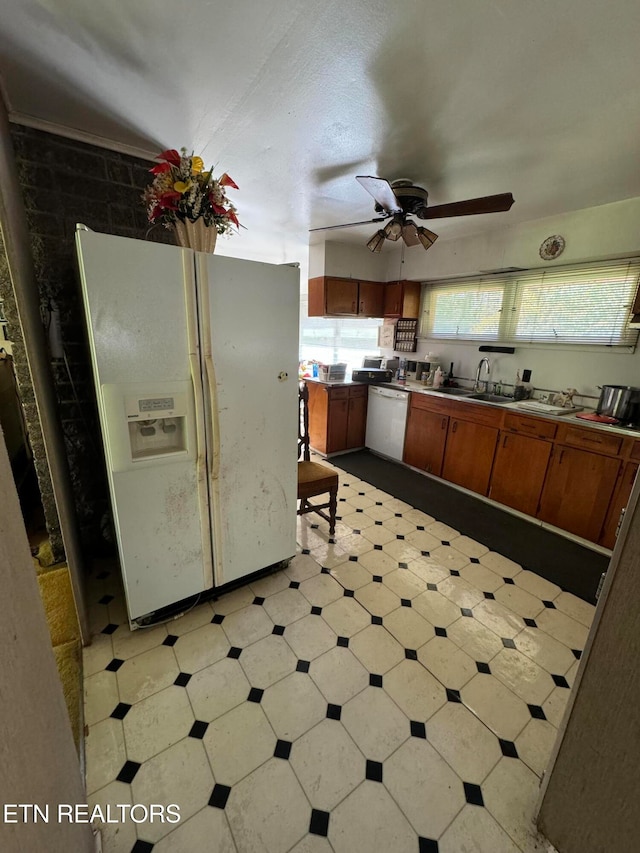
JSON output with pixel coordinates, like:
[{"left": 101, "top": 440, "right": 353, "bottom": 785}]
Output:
[
  {"left": 410, "top": 392, "right": 452, "bottom": 416},
  {"left": 503, "top": 412, "right": 557, "bottom": 440},
  {"left": 349, "top": 384, "right": 368, "bottom": 399},
  {"left": 562, "top": 426, "right": 622, "bottom": 456},
  {"left": 452, "top": 401, "right": 503, "bottom": 428},
  {"left": 328, "top": 386, "right": 350, "bottom": 400}
]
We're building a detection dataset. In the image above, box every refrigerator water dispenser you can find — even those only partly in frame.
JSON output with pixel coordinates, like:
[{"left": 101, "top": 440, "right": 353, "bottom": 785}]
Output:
[
  {"left": 128, "top": 416, "right": 186, "bottom": 461},
  {"left": 101, "top": 382, "right": 194, "bottom": 472},
  {"left": 124, "top": 392, "right": 188, "bottom": 461}
]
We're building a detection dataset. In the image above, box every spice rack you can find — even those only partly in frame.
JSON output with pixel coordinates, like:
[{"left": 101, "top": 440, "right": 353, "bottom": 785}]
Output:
[{"left": 394, "top": 318, "right": 418, "bottom": 352}]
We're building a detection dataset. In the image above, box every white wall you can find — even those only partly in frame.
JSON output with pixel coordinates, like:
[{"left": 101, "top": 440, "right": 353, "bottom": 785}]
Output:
[
  {"left": 0, "top": 425, "right": 93, "bottom": 853},
  {"left": 402, "top": 196, "right": 640, "bottom": 281},
  {"left": 318, "top": 197, "right": 640, "bottom": 400}
]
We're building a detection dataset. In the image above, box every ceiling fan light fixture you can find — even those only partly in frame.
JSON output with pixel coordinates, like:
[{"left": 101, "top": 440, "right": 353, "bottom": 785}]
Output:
[
  {"left": 366, "top": 230, "right": 386, "bottom": 253},
  {"left": 383, "top": 219, "right": 403, "bottom": 241},
  {"left": 417, "top": 226, "right": 439, "bottom": 251}
]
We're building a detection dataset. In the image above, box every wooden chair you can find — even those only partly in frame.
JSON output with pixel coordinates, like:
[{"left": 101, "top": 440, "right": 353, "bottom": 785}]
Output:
[{"left": 297, "top": 382, "right": 338, "bottom": 535}]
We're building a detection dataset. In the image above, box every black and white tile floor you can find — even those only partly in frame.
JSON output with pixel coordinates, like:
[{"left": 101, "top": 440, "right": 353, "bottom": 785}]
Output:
[{"left": 84, "top": 463, "right": 595, "bottom": 852}]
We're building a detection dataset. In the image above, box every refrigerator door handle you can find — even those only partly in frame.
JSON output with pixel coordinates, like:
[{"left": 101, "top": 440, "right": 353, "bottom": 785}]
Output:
[
  {"left": 189, "top": 350, "right": 208, "bottom": 486},
  {"left": 203, "top": 350, "right": 221, "bottom": 482},
  {"left": 197, "top": 271, "right": 221, "bottom": 483},
  {"left": 184, "top": 253, "right": 214, "bottom": 589}
]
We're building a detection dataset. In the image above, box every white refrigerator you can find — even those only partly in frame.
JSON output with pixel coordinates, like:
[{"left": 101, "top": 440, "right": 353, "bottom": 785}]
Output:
[{"left": 75, "top": 226, "right": 299, "bottom": 627}]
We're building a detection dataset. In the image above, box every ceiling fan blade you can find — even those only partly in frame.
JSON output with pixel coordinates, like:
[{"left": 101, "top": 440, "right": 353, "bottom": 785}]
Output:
[
  {"left": 309, "top": 216, "right": 389, "bottom": 233},
  {"left": 420, "top": 193, "right": 515, "bottom": 220},
  {"left": 356, "top": 176, "right": 403, "bottom": 214},
  {"left": 402, "top": 221, "right": 420, "bottom": 247}
]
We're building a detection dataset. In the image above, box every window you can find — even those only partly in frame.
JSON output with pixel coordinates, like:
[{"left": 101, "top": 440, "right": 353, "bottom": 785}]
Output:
[
  {"left": 421, "top": 259, "right": 640, "bottom": 348},
  {"left": 299, "top": 295, "right": 382, "bottom": 368}
]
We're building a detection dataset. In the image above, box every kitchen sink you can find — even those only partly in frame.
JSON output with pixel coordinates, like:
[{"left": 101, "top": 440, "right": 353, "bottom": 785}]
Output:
[
  {"left": 431, "top": 387, "right": 476, "bottom": 396},
  {"left": 468, "top": 392, "right": 511, "bottom": 404}
]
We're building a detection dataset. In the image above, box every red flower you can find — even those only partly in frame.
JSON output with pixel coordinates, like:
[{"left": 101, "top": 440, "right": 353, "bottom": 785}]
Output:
[
  {"left": 149, "top": 162, "right": 172, "bottom": 174},
  {"left": 157, "top": 149, "right": 182, "bottom": 166},
  {"left": 226, "top": 209, "right": 240, "bottom": 227},
  {"left": 209, "top": 200, "right": 227, "bottom": 216},
  {"left": 158, "top": 190, "right": 181, "bottom": 210},
  {"left": 219, "top": 173, "right": 239, "bottom": 189}
]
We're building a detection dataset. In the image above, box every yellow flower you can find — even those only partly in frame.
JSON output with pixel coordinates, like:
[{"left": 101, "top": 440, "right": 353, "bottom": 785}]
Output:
[
  {"left": 191, "top": 156, "right": 205, "bottom": 175},
  {"left": 174, "top": 180, "right": 193, "bottom": 194}
]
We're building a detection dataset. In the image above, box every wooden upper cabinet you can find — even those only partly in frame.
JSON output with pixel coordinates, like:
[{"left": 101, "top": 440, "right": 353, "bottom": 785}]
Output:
[
  {"left": 325, "top": 278, "right": 359, "bottom": 315},
  {"left": 383, "top": 280, "right": 421, "bottom": 318},
  {"left": 307, "top": 276, "right": 384, "bottom": 317},
  {"left": 358, "top": 281, "right": 385, "bottom": 317}
]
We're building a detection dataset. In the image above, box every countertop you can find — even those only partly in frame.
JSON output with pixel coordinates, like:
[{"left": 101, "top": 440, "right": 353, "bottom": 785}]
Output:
[{"left": 303, "top": 376, "right": 640, "bottom": 440}]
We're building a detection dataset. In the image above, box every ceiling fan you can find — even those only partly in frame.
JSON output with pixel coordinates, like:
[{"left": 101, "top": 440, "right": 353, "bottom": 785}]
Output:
[{"left": 310, "top": 176, "right": 515, "bottom": 252}]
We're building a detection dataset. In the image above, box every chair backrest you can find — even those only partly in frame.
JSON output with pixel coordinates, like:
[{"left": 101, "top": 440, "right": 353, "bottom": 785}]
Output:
[{"left": 298, "top": 382, "right": 311, "bottom": 462}]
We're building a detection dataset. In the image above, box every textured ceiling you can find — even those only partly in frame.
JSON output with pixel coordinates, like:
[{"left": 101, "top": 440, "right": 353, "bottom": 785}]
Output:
[{"left": 1, "top": 0, "right": 639, "bottom": 262}]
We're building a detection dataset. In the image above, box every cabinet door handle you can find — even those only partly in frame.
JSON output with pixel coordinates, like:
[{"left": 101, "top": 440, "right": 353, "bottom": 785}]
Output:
[
  {"left": 452, "top": 421, "right": 457, "bottom": 434},
  {"left": 503, "top": 435, "right": 508, "bottom": 448},
  {"left": 558, "top": 449, "right": 564, "bottom": 465},
  {"left": 580, "top": 435, "right": 603, "bottom": 445},
  {"left": 441, "top": 418, "right": 447, "bottom": 430},
  {"left": 360, "top": 301, "right": 365, "bottom": 312}
]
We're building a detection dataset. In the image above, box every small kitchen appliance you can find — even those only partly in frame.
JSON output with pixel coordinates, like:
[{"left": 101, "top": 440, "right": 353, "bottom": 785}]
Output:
[
  {"left": 596, "top": 385, "right": 640, "bottom": 423},
  {"left": 351, "top": 368, "right": 394, "bottom": 383},
  {"left": 362, "top": 356, "right": 383, "bottom": 369}
]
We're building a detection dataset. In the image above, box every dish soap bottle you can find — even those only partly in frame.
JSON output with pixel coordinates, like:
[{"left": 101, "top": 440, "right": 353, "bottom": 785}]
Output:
[
  {"left": 432, "top": 366, "right": 444, "bottom": 389},
  {"left": 444, "top": 362, "right": 454, "bottom": 387}
]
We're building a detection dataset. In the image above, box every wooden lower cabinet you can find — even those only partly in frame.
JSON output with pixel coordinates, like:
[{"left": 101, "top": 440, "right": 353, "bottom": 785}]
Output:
[
  {"left": 307, "top": 381, "right": 367, "bottom": 455},
  {"left": 537, "top": 445, "right": 621, "bottom": 542},
  {"left": 346, "top": 392, "right": 368, "bottom": 449},
  {"left": 599, "top": 461, "right": 638, "bottom": 549},
  {"left": 403, "top": 408, "right": 448, "bottom": 475},
  {"left": 442, "top": 418, "right": 499, "bottom": 496},
  {"left": 489, "top": 431, "right": 553, "bottom": 516},
  {"left": 327, "top": 391, "right": 350, "bottom": 453},
  {"left": 400, "top": 391, "right": 639, "bottom": 547}
]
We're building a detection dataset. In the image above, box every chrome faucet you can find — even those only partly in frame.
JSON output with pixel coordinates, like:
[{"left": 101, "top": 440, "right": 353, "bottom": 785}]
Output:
[{"left": 474, "top": 357, "right": 491, "bottom": 392}]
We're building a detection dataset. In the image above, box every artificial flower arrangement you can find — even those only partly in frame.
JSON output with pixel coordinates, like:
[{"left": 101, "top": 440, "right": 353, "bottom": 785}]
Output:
[{"left": 143, "top": 148, "right": 240, "bottom": 234}]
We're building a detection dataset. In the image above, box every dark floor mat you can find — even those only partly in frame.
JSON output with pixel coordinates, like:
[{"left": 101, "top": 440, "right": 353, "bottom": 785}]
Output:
[{"left": 333, "top": 450, "right": 608, "bottom": 603}]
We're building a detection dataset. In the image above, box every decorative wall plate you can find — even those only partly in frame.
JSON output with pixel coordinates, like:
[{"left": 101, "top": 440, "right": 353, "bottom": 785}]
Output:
[{"left": 539, "top": 234, "right": 565, "bottom": 261}]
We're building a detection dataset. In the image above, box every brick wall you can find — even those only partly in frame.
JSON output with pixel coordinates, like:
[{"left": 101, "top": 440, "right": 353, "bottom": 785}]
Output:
[{"left": 0, "top": 125, "right": 173, "bottom": 553}]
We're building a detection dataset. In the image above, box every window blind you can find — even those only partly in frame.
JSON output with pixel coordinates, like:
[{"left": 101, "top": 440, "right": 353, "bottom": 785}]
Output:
[
  {"left": 299, "top": 295, "right": 382, "bottom": 366},
  {"left": 422, "top": 258, "right": 640, "bottom": 348}
]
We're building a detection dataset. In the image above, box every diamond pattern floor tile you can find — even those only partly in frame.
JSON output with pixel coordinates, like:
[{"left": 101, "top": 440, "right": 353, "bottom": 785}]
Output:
[
  {"left": 83, "top": 461, "right": 593, "bottom": 853},
  {"left": 204, "top": 701, "right": 276, "bottom": 786},
  {"left": 384, "top": 738, "right": 466, "bottom": 837},
  {"left": 428, "top": 702, "right": 502, "bottom": 783},
  {"left": 152, "top": 806, "right": 236, "bottom": 853},
  {"left": 290, "top": 719, "right": 364, "bottom": 810},
  {"left": 131, "top": 738, "right": 214, "bottom": 843},
  {"left": 225, "top": 758, "right": 310, "bottom": 853},
  {"left": 341, "top": 686, "right": 409, "bottom": 761},
  {"left": 329, "top": 780, "right": 417, "bottom": 853}
]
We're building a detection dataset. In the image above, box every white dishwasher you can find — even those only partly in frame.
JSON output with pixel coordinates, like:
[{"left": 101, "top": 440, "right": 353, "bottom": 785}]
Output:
[{"left": 365, "top": 386, "right": 410, "bottom": 461}]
